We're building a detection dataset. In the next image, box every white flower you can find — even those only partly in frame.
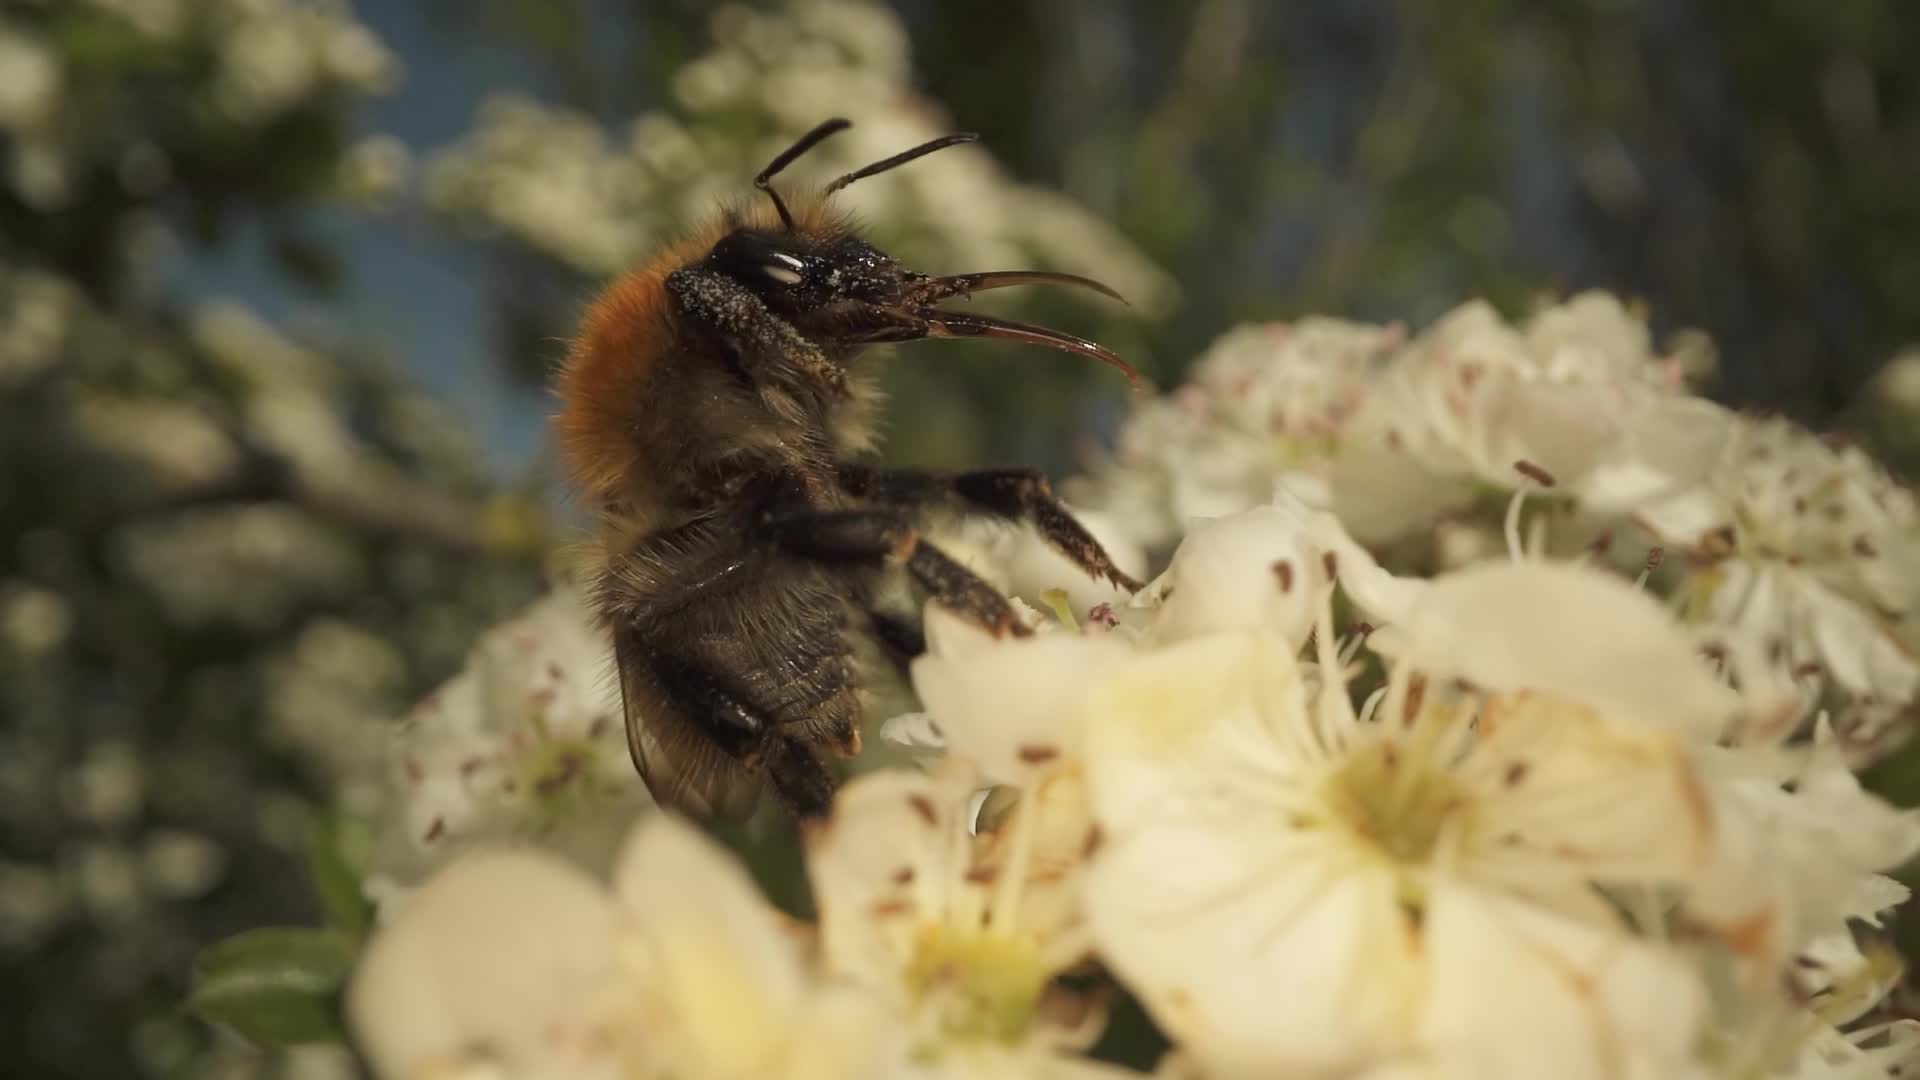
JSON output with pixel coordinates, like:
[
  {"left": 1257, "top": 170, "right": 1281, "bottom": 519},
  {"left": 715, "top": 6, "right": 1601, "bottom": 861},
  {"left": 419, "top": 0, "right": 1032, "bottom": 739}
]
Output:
[
  {"left": 1190, "top": 320, "right": 1397, "bottom": 446},
  {"left": 1370, "top": 295, "right": 1722, "bottom": 512},
  {"left": 1076, "top": 293, "right": 1721, "bottom": 552},
  {"left": 1071, "top": 319, "right": 1399, "bottom": 551},
  {"left": 347, "top": 850, "right": 626, "bottom": 1080},
  {"left": 363, "top": 588, "right": 647, "bottom": 909},
  {"left": 67, "top": 397, "right": 242, "bottom": 495},
  {"left": 1079, "top": 624, "right": 1716, "bottom": 1078},
  {"left": 806, "top": 765, "right": 1106, "bottom": 1069},
  {"left": 211, "top": 1, "right": 398, "bottom": 123},
  {"left": 78, "top": 0, "right": 186, "bottom": 40},
  {"left": 612, "top": 816, "right": 905, "bottom": 1080},
  {"left": 0, "top": 26, "right": 60, "bottom": 133},
  {"left": 1694, "top": 721, "right": 1920, "bottom": 968},
  {"left": 113, "top": 504, "right": 364, "bottom": 628},
  {"left": 1644, "top": 416, "right": 1920, "bottom": 754},
  {"left": 1703, "top": 888, "right": 1917, "bottom": 1079},
  {"left": 1361, "top": 559, "right": 1747, "bottom": 742},
  {"left": 350, "top": 815, "right": 904, "bottom": 1080},
  {"left": 337, "top": 135, "right": 413, "bottom": 206},
  {"left": 425, "top": 94, "right": 656, "bottom": 275},
  {"left": 0, "top": 267, "right": 76, "bottom": 387},
  {"left": 1138, "top": 496, "right": 1369, "bottom": 649},
  {"left": 1866, "top": 348, "right": 1920, "bottom": 415},
  {"left": 425, "top": 1, "right": 1171, "bottom": 311},
  {"left": 908, "top": 604, "right": 1133, "bottom": 788},
  {"left": 1318, "top": 555, "right": 1900, "bottom": 968}
]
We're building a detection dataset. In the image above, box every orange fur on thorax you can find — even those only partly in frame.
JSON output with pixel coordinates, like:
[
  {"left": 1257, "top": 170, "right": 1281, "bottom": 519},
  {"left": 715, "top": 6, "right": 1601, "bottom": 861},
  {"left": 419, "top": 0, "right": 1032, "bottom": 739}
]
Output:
[{"left": 554, "top": 260, "right": 672, "bottom": 505}]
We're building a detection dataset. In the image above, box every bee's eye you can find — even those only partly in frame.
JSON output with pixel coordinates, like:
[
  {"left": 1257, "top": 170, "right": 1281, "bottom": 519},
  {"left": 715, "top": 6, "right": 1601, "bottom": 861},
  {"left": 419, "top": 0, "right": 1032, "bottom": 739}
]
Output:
[
  {"left": 762, "top": 253, "right": 806, "bottom": 286},
  {"left": 708, "top": 231, "right": 812, "bottom": 292}
]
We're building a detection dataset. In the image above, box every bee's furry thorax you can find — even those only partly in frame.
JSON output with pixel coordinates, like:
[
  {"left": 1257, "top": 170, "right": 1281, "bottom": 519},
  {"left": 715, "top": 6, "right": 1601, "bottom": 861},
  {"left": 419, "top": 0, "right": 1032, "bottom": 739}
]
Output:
[{"left": 554, "top": 192, "right": 881, "bottom": 526}]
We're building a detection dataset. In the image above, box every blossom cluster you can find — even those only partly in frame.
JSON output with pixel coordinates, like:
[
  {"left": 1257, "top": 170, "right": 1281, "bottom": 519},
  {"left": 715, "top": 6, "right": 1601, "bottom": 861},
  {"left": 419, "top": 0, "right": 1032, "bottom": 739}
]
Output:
[
  {"left": 348, "top": 285, "right": 1920, "bottom": 1076},
  {"left": 1070, "top": 294, "right": 1920, "bottom": 762},
  {"left": 0, "top": 0, "right": 398, "bottom": 211},
  {"left": 423, "top": 0, "right": 1173, "bottom": 311},
  {"left": 357, "top": 587, "right": 648, "bottom": 910}
]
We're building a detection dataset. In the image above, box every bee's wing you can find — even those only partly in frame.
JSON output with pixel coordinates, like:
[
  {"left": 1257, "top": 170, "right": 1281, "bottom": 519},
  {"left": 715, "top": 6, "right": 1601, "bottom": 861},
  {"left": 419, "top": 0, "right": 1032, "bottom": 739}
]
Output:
[{"left": 612, "top": 625, "right": 763, "bottom": 821}]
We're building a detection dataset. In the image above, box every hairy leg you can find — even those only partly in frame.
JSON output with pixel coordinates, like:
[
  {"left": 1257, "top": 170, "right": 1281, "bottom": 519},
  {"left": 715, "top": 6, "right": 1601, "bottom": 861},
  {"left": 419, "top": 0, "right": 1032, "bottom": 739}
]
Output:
[
  {"left": 638, "top": 644, "right": 840, "bottom": 819},
  {"left": 838, "top": 464, "right": 1143, "bottom": 592},
  {"left": 867, "top": 607, "right": 929, "bottom": 674},
  {"left": 765, "top": 507, "right": 1032, "bottom": 638}
]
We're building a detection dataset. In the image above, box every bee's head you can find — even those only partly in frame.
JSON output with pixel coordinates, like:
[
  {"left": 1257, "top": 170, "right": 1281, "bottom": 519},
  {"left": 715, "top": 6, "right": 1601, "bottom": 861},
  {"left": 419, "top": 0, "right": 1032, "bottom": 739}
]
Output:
[
  {"left": 697, "top": 119, "right": 1142, "bottom": 387},
  {"left": 702, "top": 225, "right": 905, "bottom": 327}
]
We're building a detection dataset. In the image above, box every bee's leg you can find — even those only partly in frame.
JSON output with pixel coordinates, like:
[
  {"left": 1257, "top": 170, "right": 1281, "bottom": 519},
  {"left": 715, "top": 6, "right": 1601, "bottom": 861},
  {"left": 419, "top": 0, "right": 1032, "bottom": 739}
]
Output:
[
  {"left": 763, "top": 737, "right": 837, "bottom": 820},
  {"left": 867, "top": 607, "right": 929, "bottom": 672},
  {"left": 767, "top": 509, "right": 1033, "bottom": 639},
  {"left": 837, "top": 464, "right": 1143, "bottom": 592},
  {"left": 650, "top": 653, "right": 771, "bottom": 760},
  {"left": 666, "top": 267, "right": 842, "bottom": 393},
  {"left": 649, "top": 652, "right": 838, "bottom": 818}
]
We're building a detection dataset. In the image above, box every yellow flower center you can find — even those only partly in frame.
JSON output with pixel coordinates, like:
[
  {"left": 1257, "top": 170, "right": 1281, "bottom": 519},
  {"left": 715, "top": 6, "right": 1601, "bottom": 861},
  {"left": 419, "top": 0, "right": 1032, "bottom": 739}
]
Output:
[
  {"left": 515, "top": 736, "right": 609, "bottom": 822},
  {"left": 1322, "top": 738, "right": 1470, "bottom": 867},
  {"left": 904, "top": 923, "right": 1047, "bottom": 1049}
]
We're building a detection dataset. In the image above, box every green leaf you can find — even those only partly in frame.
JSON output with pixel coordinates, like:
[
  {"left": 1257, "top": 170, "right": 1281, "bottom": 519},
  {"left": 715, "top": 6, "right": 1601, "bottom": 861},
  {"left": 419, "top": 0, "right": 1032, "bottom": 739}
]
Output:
[
  {"left": 306, "top": 816, "right": 373, "bottom": 939},
  {"left": 187, "top": 928, "right": 355, "bottom": 1046},
  {"left": 1863, "top": 735, "right": 1920, "bottom": 808}
]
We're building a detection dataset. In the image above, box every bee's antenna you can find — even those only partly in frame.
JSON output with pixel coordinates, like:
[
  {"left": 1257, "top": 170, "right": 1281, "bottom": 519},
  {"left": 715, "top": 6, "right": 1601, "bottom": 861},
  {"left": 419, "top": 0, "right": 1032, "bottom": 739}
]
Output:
[
  {"left": 825, "top": 133, "right": 978, "bottom": 194},
  {"left": 756, "top": 117, "right": 852, "bottom": 231}
]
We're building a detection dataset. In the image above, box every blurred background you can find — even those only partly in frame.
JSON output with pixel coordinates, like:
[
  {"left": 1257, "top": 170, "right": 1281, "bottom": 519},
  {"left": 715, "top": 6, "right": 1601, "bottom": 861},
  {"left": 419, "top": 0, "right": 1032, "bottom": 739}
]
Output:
[{"left": 2, "top": 0, "right": 1917, "bottom": 1076}]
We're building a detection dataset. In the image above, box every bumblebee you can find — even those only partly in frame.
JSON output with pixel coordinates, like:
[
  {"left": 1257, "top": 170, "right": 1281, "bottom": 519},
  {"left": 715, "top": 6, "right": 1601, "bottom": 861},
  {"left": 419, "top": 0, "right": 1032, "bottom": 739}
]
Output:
[{"left": 556, "top": 118, "right": 1142, "bottom": 819}]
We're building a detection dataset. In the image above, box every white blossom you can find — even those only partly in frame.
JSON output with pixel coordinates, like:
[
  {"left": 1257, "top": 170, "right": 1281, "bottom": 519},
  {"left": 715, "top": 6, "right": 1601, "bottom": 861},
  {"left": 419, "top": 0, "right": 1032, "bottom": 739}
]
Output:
[
  {"left": 1867, "top": 348, "right": 1920, "bottom": 414},
  {"left": 0, "top": 25, "right": 60, "bottom": 132},
  {"left": 339, "top": 282, "right": 1920, "bottom": 1080},
  {"left": 211, "top": 0, "right": 399, "bottom": 124},
  {"left": 350, "top": 814, "right": 910, "bottom": 1080},
  {"left": 907, "top": 604, "right": 1133, "bottom": 787},
  {"left": 113, "top": 504, "right": 365, "bottom": 628},
  {"left": 1694, "top": 720, "right": 1920, "bottom": 973},
  {"left": 1077, "top": 624, "right": 1714, "bottom": 1079},
  {"left": 425, "top": 0, "right": 1172, "bottom": 311},
  {"left": 1071, "top": 318, "right": 1399, "bottom": 550},
  {"left": 78, "top": 0, "right": 188, "bottom": 40},
  {"left": 610, "top": 816, "right": 905, "bottom": 1080},
  {"left": 1645, "top": 416, "right": 1920, "bottom": 757},
  {"left": 361, "top": 588, "right": 647, "bottom": 911},
  {"left": 1075, "top": 292, "right": 1725, "bottom": 551},
  {"left": 806, "top": 766, "right": 1107, "bottom": 1068},
  {"left": 0, "top": 267, "right": 77, "bottom": 387},
  {"left": 347, "top": 850, "right": 627, "bottom": 1080},
  {"left": 1136, "top": 498, "right": 1349, "bottom": 649}
]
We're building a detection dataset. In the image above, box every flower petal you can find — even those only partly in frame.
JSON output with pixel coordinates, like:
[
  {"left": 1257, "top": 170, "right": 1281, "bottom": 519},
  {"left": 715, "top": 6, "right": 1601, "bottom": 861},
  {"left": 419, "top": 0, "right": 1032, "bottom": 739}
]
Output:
[
  {"left": 912, "top": 606, "right": 1133, "bottom": 784},
  {"left": 1087, "top": 830, "right": 1418, "bottom": 1075},
  {"left": 1082, "top": 634, "right": 1418, "bottom": 1075},
  {"left": 1417, "top": 883, "right": 1706, "bottom": 1080},
  {"left": 1471, "top": 694, "right": 1715, "bottom": 888},
  {"left": 611, "top": 814, "right": 807, "bottom": 1075},
  {"left": 347, "top": 850, "right": 622, "bottom": 1079},
  {"left": 1145, "top": 504, "right": 1329, "bottom": 648},
  {"left": 806, "top": 767, "right": 965, "bottom": 996},
  {"left": 1377, "top": 561, "right": 1739, "bottom": 740}
]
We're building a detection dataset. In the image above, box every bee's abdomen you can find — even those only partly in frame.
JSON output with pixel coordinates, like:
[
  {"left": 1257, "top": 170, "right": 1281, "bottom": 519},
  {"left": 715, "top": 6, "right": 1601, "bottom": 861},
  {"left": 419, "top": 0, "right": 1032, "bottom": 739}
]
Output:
[{"left": 692, "top": 569, "right": 862, "bottom": 753}]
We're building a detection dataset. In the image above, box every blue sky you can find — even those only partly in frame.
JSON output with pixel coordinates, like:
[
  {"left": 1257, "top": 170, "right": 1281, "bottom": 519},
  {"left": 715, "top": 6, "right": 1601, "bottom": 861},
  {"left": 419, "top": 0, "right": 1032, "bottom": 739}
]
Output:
[{"left": 181, "top": 3, "right": 568, "bottom": 475}]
